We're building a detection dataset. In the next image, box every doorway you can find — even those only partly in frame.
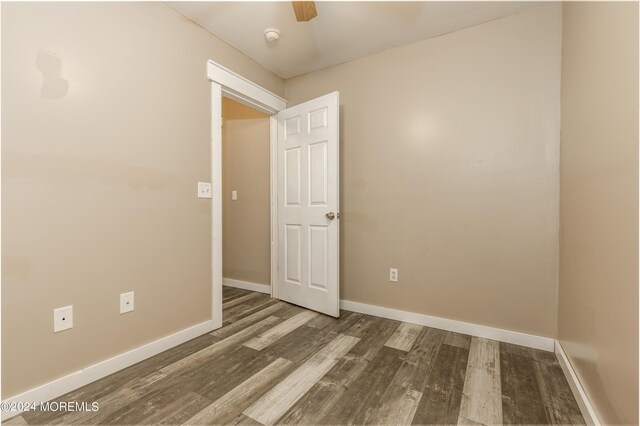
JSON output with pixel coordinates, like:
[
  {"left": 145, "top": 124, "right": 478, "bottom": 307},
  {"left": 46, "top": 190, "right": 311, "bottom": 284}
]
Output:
[
  {"left": 221, "top": 97, "right": 273, "bottom": 324},
  {"left": 208, "top": 60, "right": 340, "bottom": 330},
  {"left": 207, "top": 60, "right": 285, "bottom": 329}
]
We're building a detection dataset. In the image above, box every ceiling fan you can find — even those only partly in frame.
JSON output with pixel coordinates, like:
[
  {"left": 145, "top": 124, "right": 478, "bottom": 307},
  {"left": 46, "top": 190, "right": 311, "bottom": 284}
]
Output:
[{"left": 291, "top": 1, "right": 318, "bottom": 22}]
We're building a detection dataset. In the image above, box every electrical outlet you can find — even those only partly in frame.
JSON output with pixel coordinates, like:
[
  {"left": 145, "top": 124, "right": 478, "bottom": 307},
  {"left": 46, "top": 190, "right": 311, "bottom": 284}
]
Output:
[
  {"left": 231, "top": 190, "right": 238, "bottom": 201},
  {"left": 54, "top": 305, "right": 73, "bottom": 333},
  {"left": 197, "top": 182, "right": 212, "bottom": 199},
  {"left": 390, "top": 268, "right": 398, "bottom": 283},
  {"left": 120, "top": 292, "right": 134, "bottom": 314}
]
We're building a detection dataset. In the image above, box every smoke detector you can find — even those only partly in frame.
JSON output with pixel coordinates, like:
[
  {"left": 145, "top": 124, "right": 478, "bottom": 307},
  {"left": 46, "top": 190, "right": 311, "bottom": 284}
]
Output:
[{"left": 264, "top": 28, "right": 280, "bottom": 42}]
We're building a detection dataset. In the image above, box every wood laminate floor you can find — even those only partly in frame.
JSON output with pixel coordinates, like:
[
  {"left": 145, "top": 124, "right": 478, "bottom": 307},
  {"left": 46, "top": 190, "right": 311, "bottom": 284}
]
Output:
[{"left": 14, "top": 287, "right": 584, "bottom": 425}]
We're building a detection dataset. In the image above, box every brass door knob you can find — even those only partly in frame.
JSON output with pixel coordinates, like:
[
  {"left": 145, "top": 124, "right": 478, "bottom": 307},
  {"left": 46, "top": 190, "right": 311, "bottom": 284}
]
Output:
[{"left": 325, "top": 212, "right": 336, "bottom": 220}]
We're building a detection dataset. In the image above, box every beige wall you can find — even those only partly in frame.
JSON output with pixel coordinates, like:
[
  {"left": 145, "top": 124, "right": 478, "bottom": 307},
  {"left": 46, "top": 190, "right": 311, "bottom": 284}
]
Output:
[
  {"left": 1, "top": 2, "right": 283, "bottom": 397},
  {"left": 558, "top": 3, "right": 639, "bottom": 424},
  {"left": 285, "top": 4, "right": 562, "bottom": 337},
  {"left": 5, "top": 2, "right": 637, "bottom": 418},
  {"left": 222, "top": 98, "right": 271, "bottom": 285}
]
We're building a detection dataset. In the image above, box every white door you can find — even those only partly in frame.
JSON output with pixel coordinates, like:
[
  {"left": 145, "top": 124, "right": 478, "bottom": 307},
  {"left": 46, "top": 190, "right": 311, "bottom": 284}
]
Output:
[{"left": 277, "top": 91, "right": 340, "bottom": 317}]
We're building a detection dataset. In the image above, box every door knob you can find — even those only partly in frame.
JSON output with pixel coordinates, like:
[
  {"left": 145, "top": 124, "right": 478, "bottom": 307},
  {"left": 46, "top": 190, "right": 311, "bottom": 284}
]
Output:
[{"left": 325, "top": 212, "right": 336, "bottom": 220}]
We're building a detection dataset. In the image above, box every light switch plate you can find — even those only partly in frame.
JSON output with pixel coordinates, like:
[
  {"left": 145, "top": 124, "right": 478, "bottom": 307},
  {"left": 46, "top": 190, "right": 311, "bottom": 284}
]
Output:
[
  {"left": 120, "top": 292, "right": 134, "bottom": 314},
  {"left": 54, "top": 305, "right": 73, "bottom": 333},
  {"left": 232, "top": 190, "right": 238, "bottom": 201},
  {"left": 197, "top": 182, "right": 212, "bottom": 199}
]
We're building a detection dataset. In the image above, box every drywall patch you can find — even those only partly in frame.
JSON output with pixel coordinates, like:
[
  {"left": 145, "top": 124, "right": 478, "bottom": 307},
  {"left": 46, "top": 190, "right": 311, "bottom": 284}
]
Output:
[{"left": 35, "top": 50, "right": 69, "bottom": 99}]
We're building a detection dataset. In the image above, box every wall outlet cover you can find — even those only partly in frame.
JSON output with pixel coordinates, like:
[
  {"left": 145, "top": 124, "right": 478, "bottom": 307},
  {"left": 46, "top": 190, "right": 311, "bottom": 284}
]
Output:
[
  {"left": 120, "top": 292, "right": 135, "bottom": 314},
  {"left": 197, "top": 182, "right": 212, "bottom": 199},
  {"left": 390, "top": 268, "right": 399, "bottom": 283},
  {"left": 54, "top": 305, "right": 73, "bottom": 333}
]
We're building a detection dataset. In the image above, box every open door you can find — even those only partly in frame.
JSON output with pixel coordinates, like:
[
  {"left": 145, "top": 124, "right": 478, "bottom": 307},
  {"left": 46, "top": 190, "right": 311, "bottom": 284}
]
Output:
[{"left": 277, "top": 92, "right": 340, "bottom": 317}]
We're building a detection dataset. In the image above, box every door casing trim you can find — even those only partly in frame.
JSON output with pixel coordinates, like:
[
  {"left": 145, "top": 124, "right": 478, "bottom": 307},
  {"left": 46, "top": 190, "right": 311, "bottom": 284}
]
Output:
[{"left": 207, "top": 60, "right": 287, "bottom": 328}]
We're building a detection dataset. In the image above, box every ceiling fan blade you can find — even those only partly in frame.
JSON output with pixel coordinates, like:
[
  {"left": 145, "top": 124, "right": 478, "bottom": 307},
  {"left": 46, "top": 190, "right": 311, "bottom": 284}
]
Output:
[{"left": 292, "top": 1, "right": 317, "bottom": 22}]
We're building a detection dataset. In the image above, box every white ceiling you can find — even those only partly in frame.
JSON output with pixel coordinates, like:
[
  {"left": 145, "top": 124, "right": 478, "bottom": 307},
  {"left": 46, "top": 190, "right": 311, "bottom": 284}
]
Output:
[{"left": 168, "top": 1, "right": 545, "bottom": 79}]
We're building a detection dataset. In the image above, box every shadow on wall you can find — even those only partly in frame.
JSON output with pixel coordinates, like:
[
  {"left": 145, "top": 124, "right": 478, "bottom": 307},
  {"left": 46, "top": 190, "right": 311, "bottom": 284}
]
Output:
[{"left": 36, "top": 50, "right": 69, "bottom": 99}]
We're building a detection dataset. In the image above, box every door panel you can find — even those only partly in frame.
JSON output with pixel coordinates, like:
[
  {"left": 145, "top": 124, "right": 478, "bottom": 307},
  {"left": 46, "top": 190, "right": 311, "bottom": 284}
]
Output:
[
  {"left": 285, "top": 147, "right": 301, "bottom": 206},
  {"left": 309, "top": 225, "right": 328, "bottom": 290},
  {"left": 277, "top": 92, "right": 339, "bottom": 317},
  {"left": 308, "top": 141, "right": 328, "bottom": 206},
  {"left": 285, "top": 224, "right": 301, "bottom": 285}
]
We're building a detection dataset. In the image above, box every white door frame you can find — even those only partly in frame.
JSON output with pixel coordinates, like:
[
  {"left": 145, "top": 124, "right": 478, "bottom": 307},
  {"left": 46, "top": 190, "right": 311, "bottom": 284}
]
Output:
[{"left": 207, "top": 60, "right": 287, "bottom": 329}]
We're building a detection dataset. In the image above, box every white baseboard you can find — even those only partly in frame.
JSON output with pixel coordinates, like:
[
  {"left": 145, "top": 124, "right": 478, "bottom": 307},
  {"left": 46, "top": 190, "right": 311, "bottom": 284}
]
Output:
[
  {"left": 223, "top": 278, "right": 271, "bottom": 295},
  {"left": 0, "top": 320, "right": 215, "bottom": 421},
  {"left": 0, "top": 295, "right": 591, "bottom": 423},
  {"left": 555, "top": 340, "right": 600, "bottom": 425},
  {"left": 340, "top": 299, "right": 555, "bottom": 352}
]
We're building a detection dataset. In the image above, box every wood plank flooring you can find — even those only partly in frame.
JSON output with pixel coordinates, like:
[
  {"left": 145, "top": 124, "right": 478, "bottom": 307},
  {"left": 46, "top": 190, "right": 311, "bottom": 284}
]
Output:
[{"left": 17, "top": 287, "right": 584, "bottom": 425}]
